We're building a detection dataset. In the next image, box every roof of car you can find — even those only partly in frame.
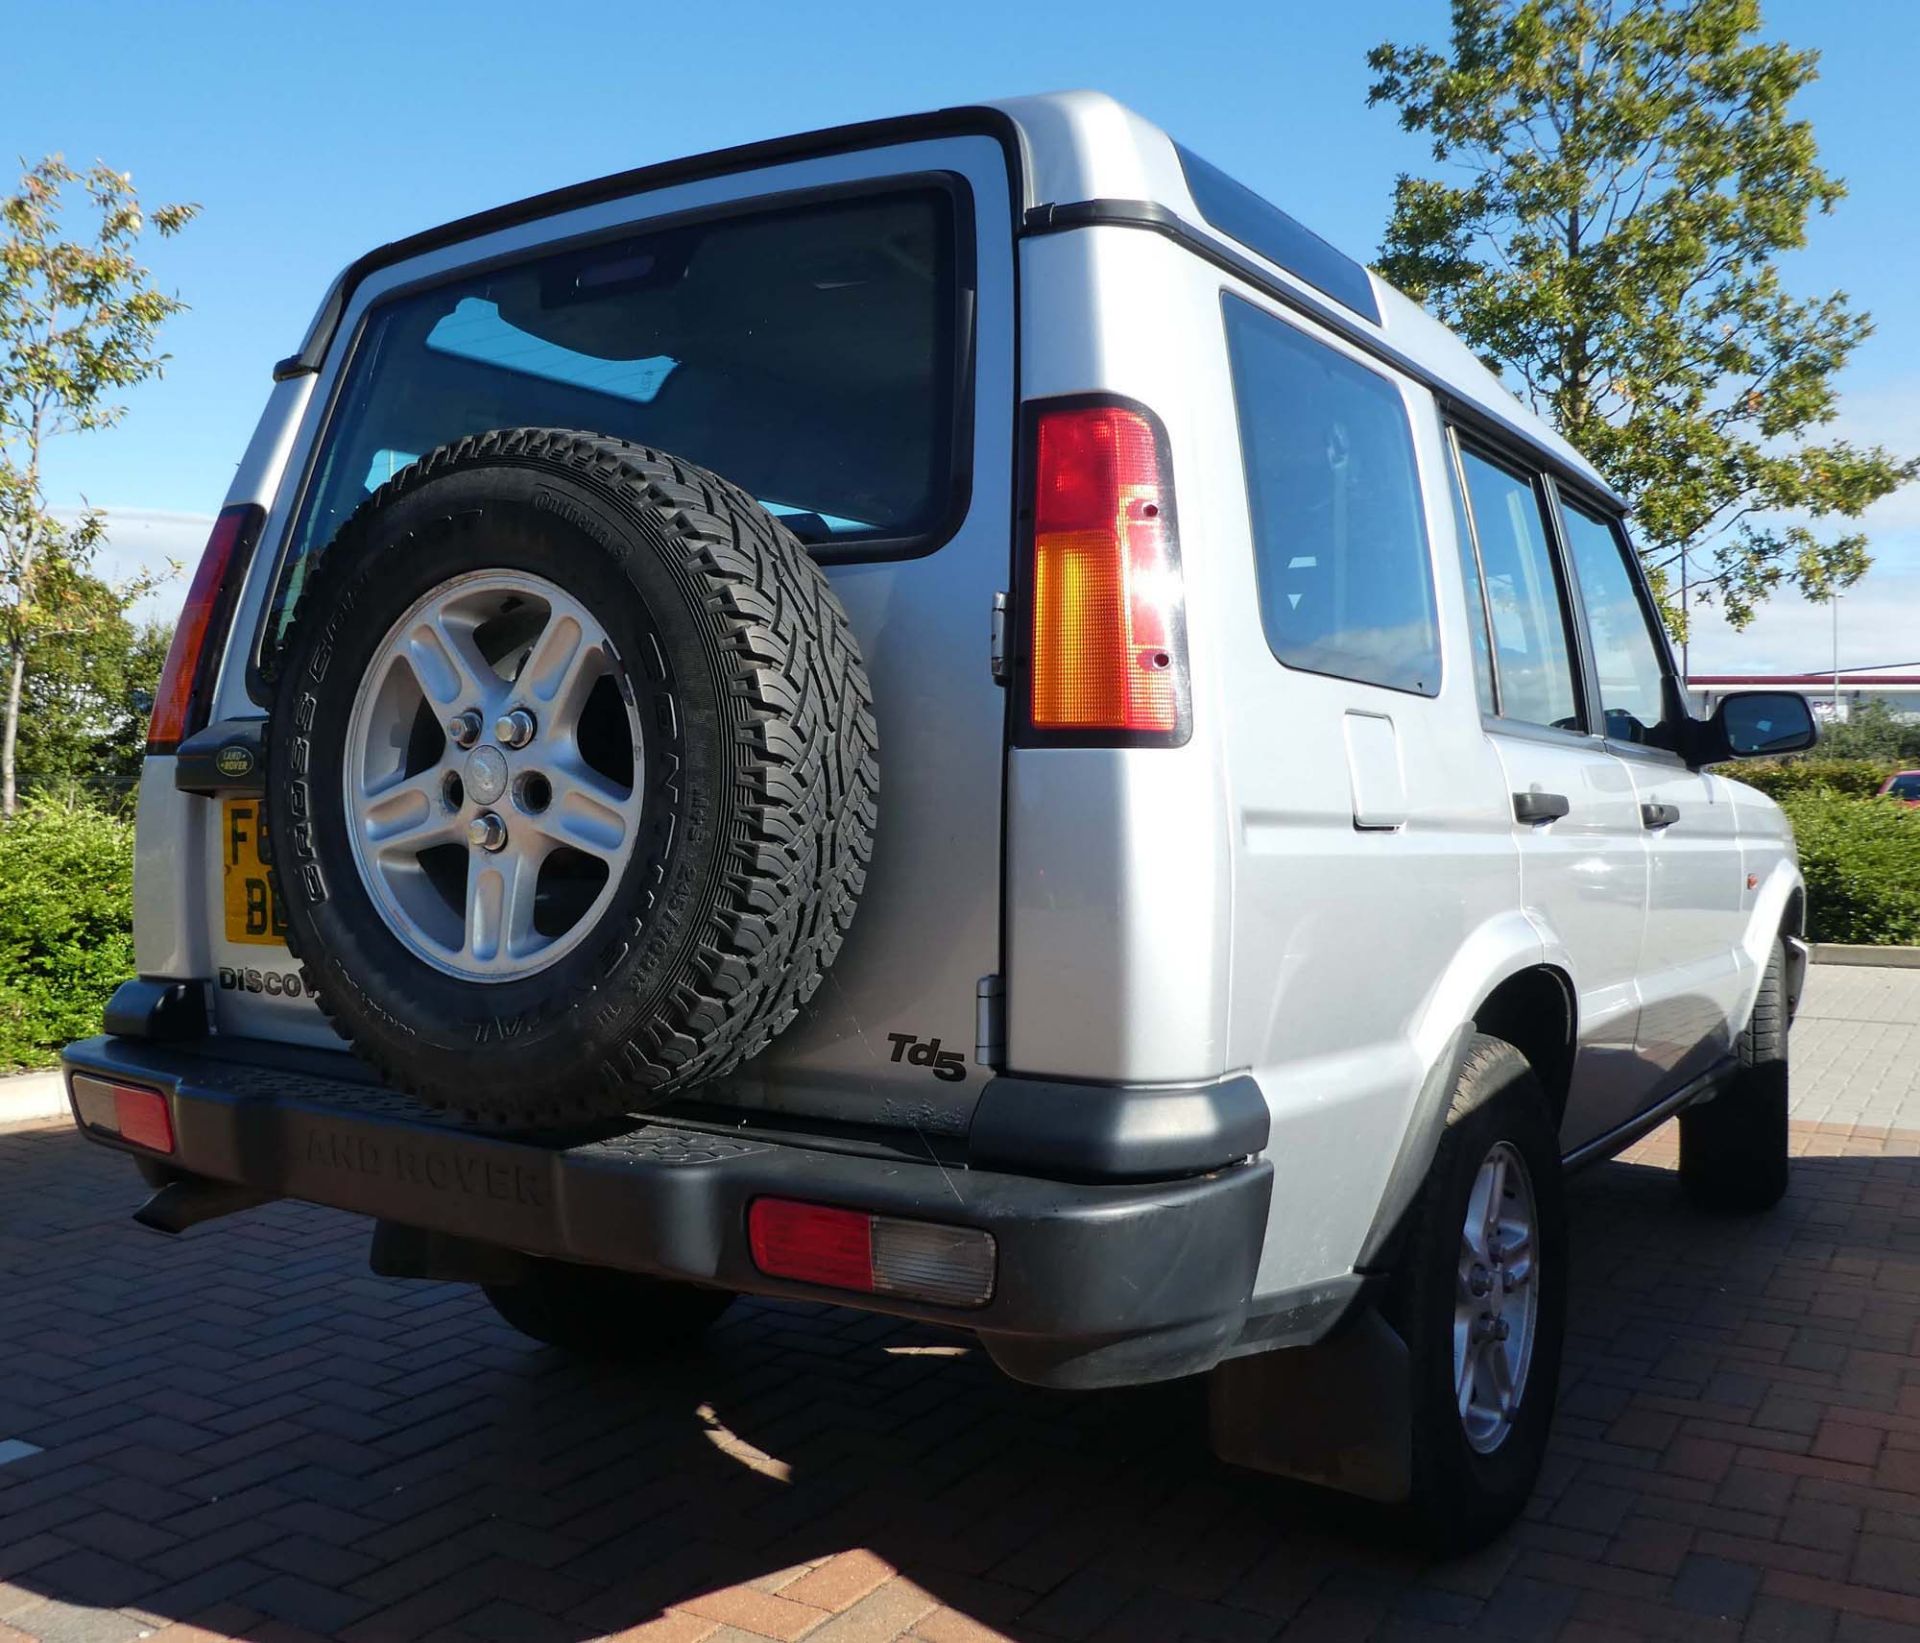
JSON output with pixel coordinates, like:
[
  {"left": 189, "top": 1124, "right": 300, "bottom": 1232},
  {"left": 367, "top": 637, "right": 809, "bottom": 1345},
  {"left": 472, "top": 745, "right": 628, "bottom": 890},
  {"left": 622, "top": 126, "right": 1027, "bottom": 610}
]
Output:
[
  {"left": 287, "top": 90, "right": 1616, "bottom": 505},
  {"left": 986, "top": 92, "right": 1613, "bottom": 500}
]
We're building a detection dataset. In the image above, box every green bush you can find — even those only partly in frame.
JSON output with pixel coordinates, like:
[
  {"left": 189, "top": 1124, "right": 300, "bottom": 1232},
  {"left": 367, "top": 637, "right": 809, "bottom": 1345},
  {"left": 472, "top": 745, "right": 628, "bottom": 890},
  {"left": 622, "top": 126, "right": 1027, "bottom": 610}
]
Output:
[
  {"left": 1778, "top": 790, "right": 1920, "bottom": 946},
  {"left": 1723, "top": 758, "right": 1891, "bottom": 800},
  {"left": 0, "top": 794, "right": 135, "bottom": 1069}
]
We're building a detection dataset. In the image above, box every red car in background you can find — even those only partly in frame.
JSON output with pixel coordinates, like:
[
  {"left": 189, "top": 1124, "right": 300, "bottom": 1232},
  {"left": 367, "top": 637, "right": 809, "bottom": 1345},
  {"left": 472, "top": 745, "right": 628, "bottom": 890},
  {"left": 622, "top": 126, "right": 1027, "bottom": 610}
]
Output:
[{"left": 1879, "top": 770, "right": 1920, "bottom": 805}]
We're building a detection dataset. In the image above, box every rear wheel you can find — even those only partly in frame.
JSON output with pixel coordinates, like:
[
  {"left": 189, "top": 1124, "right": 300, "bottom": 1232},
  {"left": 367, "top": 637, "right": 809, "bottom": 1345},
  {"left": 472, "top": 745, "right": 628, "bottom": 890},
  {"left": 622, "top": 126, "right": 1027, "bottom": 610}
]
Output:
[
  {"left": 483, "top": 1258, "right": 735, "bottom": 1359},
  {"left": 1389, "top": 1034, "right": 1568, "bottom": 1550},
  {"left": 1678, "top": 937, "right": 1790, "bottom": 1214}
]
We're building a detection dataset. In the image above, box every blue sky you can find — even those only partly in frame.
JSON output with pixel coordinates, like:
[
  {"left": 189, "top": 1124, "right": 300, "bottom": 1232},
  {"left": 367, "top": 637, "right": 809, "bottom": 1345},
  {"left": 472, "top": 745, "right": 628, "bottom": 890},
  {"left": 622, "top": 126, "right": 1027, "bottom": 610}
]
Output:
[{"left": 6, "top": 0, "right": 1917, "bottom": 672}]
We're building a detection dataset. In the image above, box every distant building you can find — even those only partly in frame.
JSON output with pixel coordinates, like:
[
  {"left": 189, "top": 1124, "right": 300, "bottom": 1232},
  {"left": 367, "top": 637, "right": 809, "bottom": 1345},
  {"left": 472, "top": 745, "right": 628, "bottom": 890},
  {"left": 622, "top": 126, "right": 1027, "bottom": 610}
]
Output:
[{"left": 1687, "top": 672, "right": 1920, "bottom": 726}]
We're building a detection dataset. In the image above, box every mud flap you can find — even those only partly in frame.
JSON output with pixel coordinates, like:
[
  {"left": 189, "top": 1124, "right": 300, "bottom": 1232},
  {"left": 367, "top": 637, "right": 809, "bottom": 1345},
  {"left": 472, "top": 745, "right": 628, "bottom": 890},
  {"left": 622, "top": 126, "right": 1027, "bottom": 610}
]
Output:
[{"left": 1206, "top": 1308, "right": 1412, "bottom": 1504}]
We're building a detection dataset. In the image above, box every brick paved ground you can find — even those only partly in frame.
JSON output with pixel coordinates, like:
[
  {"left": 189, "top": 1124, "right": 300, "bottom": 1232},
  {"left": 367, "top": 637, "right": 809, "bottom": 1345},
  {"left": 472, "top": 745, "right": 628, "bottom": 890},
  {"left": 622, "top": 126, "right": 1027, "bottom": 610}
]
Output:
[
  {"left": 4, "top": 1031, "right": 1919, "bottom": 1640},
  {"left": 1791, "top": 967, "right": 1920, "bottom": 1132}
]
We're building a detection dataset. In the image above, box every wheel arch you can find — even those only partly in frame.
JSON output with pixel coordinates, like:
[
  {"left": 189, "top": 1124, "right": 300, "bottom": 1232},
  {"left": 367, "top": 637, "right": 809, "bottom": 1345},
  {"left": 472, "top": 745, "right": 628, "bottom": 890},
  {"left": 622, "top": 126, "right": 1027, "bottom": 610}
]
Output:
[
  {"left": 1468, "top": 966, "right": 1576, "bottom": 1132},
  {"left": 1356, "top": 916, "right": 1575, "bottom": 1277}
]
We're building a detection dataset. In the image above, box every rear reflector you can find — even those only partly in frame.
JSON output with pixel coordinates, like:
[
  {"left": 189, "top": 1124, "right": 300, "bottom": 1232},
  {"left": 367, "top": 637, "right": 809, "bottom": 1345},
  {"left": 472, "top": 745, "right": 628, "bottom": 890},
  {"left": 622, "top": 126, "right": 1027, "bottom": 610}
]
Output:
[
  {"left": 747, "top": 1198, "right": 996, "bottom": 1308},
  {"left": 69, "top": 1074, "right": 174, "bottom": 1154},
  {"left": 148, "top": 503, "right": 265, "bottom": 753},
  {"left": 1026, "top": 398, "right": 1189, "bottom": 743}
]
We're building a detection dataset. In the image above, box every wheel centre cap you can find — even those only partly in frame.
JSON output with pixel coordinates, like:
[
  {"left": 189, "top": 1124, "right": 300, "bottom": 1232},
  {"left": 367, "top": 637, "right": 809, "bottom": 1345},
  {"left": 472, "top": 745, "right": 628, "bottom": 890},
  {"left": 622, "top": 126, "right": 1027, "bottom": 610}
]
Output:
[{"left": 465, "top": 745, "right": 509, "bottom": 805}]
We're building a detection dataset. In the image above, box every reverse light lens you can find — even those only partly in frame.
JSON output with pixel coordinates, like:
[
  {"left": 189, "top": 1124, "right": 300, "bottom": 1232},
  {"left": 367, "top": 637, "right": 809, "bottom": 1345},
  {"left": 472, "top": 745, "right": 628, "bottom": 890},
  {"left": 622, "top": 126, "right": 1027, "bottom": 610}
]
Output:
[
  {"left": 748, "top": 1198, "right": 996, "bottom": 1308},
  {"left": 69, "top": 1074, "right": 175, "bottom": 1154},
  {"left": 148, "top": 504, "right": 265, "bottom": 752},
  {"left": 1028, "top": 402, "right": 1188, "bottom": 739}
]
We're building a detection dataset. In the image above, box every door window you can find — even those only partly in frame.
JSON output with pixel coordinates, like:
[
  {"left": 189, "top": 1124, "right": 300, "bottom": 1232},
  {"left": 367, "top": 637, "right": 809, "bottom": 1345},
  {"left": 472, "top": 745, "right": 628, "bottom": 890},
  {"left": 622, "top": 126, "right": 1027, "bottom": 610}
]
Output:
[
  {"left": 1454, "top": 446, "right": 1583, "bottom": 732},
  {"left": 1223, "top": 295, "right": 1440, "bottom": 696},
  {"left": 1558, "top": 495, "right": 1678, "bottom": 749}
]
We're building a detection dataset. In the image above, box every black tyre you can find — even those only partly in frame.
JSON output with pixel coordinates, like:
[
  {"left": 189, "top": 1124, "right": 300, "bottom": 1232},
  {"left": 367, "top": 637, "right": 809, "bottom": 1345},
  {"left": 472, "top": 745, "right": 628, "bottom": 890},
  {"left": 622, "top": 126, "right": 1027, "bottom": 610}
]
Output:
[
  {"left": 1388, "top": 1034, "right": 1568, "bottom": 1550},
  {"left": 484, "top": 1259, "right": 735, "bottom": 1358},
  {"left": 1678, "top": 938, "right": 1790, "bottom": 1214},
  {"left": 265, "top": 429, "right": 878, "bottom": 1127}
]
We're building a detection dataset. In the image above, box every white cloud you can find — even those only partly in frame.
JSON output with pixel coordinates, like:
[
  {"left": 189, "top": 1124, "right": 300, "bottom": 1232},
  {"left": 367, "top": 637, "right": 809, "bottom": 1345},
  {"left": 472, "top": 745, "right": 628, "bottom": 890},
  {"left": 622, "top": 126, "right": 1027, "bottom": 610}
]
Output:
[
  {"left": 1684, "top": 530, "right": 1920, "bottom": 676},
  {"left": 1827, "top": 377, "right": 1920, "bottom": 533},
  {"left": 50, "top": 505, "right": 209, "bottom": 623}
]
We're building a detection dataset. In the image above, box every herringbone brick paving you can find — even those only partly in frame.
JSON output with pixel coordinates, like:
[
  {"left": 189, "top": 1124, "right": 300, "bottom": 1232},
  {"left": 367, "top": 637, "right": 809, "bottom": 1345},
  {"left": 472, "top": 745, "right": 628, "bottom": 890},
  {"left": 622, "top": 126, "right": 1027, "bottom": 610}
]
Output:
[{"left": 2, "top": 1111, "right": 1918, "bottom": 1642}]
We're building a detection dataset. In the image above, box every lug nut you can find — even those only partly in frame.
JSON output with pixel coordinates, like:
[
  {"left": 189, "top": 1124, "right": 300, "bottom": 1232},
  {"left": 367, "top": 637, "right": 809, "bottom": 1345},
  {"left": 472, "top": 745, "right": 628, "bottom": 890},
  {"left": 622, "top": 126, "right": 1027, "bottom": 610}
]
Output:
[
  {"left": 447, "top": 709, "right": 483, "bottom": 748},
  {"left": 1467, "top": 1264, "right": 1492, "bottom": 1299},
  {"left": 467, "top": 812, "right": 508, "bottom": 852},
  {"left": 496, "top": 708, "right": 536, "bottom": 748}
]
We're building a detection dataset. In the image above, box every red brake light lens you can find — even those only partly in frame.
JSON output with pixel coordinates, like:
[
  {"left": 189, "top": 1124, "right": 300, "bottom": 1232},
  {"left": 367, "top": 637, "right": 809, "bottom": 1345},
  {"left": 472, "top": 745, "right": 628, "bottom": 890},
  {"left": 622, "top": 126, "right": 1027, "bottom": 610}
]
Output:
[
  {"left": 747, "top": 1198, "right": 996, "bottom": 1307},
  {"left": 1027, "top": 401, "right": 1189, "bottom": 742},
  {"left": 749, "top": 1199, "right": 875, "bottom": 1292},
  {"left": 148, "top": 503, "right": 264, "bottom": 752},
  {"left": 113, "top": 1084, "right": 175, "bottom": 1153}
]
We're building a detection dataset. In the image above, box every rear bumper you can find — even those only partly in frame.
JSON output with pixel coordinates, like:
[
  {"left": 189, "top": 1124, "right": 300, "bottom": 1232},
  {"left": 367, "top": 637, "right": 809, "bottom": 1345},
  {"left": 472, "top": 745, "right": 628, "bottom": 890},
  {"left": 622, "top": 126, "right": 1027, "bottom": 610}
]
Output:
[{"left": 61, "top": 1034, "right": 1280, "bottom": 1389}]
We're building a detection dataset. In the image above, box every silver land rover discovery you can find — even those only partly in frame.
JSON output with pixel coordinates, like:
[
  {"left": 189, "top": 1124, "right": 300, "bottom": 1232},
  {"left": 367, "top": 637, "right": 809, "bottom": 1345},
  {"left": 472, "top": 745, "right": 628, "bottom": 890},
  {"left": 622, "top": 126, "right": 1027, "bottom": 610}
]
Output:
[{"left": 64, "top": 91, "right": 1818, "bottom": 1546}]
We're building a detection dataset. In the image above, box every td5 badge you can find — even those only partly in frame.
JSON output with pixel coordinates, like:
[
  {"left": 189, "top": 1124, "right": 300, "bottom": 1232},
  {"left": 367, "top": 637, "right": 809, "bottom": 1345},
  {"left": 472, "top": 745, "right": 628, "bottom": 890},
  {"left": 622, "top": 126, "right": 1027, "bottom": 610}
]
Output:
[{"left": 886, "top": 1032, "right": 967, "bottom": 1082}]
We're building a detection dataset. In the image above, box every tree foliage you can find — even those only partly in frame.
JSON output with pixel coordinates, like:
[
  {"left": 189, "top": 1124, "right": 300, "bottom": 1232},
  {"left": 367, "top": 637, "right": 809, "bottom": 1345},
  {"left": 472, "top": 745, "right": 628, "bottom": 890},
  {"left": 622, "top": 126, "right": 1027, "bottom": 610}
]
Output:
[
  {"left": 1368, "top": 0, "right": 1917, "bottom": 631},
  {"left": 0, "top": 792, "right": 135, "bottom": 1067},
  {"left": 0, "top": 156, "right": 196, "bottom": 812},
  {"left": 14, "top": 601, "right": 169, "bottom": 805}
]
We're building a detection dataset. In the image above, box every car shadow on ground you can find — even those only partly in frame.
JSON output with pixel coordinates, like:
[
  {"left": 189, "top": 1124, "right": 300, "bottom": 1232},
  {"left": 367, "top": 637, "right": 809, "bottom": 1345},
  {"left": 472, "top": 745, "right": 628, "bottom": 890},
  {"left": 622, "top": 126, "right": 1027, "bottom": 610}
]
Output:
[{"left": 1, "top": 1119, "right": 1916, "bottom": 1641}]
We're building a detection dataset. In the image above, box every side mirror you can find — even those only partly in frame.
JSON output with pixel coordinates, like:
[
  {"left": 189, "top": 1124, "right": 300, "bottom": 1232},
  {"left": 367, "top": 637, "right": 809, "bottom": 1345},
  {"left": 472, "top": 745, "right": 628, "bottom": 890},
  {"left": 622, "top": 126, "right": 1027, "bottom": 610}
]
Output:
[{"left": 1694, "top": 690, "right": 1820, "bottom": 764}]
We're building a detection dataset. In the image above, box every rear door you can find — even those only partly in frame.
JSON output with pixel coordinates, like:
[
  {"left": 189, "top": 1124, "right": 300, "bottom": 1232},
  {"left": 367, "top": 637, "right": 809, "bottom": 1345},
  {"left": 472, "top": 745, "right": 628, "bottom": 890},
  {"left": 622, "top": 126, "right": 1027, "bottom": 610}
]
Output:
[
  {"left": 203, "top": 135, "right": 1018, "bottom": 1137},
  {"left": 1449, "top": 436, "right": 1657, "bottom": 1148}
]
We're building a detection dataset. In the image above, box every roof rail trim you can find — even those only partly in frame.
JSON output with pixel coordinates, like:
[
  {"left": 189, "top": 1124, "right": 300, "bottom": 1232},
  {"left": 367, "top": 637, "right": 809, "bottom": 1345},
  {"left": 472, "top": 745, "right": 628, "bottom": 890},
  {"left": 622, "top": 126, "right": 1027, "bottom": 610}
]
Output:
[
  {"left": 282, "top": 105, "right": 1028, "bottom": 377},
  {"left": 1022, "top": 197, "right": 1626, "bottom": 513}
]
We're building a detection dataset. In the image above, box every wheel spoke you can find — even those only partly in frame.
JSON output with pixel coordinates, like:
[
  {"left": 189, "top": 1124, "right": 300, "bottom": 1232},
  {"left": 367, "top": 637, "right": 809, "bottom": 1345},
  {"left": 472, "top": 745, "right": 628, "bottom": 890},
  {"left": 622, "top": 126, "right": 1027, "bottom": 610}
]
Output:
[
  {"left": 1486, "top": 1336, "right": 1516, "bottom": 1416},
  {"left": 405, "top": 609, "right": 498, "bottom": 709},
  {"left": 462, "top": 843, "right": 544, "bottom": 969},
  {"left": 1482, "top": 1151, "right": 1509, "bottom": 1254},
  {"left": 533, "top": 758, "right": 639, "bottom": 859},
  {"left": 362, "top": 769, "right": 460, "bottom": 855},
  {"left": 1499, "top": 1223, "right": 1533, "bottom": 1286},
  {"left": 517, "top": 608, "right": 603, "bottom": 718}
]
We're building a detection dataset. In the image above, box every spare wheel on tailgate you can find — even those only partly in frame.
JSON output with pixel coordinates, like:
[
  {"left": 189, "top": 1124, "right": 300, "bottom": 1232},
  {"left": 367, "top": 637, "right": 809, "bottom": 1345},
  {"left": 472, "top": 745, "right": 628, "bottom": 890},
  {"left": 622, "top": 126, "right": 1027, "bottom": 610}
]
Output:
[{"left": 265, "top": 427, "right": 879, "bottom": 1127}]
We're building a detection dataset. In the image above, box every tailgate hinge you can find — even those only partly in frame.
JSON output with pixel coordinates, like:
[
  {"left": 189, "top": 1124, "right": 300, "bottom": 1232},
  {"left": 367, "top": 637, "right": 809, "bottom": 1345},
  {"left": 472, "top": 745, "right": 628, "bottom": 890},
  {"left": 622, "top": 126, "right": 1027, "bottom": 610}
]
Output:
[
  {"left": 975, "top": 974, "right": 1005, "bottom": 1069},
  {"left": 989, "top": 591, "right": 1009, "bottom": 685}
]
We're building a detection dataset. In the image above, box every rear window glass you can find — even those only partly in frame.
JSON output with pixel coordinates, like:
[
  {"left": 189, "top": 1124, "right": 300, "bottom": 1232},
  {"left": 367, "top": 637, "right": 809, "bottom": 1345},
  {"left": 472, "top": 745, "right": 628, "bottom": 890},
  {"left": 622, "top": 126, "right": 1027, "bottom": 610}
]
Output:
[
  {"left": 272, "top": 185, "right": 964, "bottom": 638},
  {"left": 1223, "top": 295, "right": 1440, "bottom": 696}
]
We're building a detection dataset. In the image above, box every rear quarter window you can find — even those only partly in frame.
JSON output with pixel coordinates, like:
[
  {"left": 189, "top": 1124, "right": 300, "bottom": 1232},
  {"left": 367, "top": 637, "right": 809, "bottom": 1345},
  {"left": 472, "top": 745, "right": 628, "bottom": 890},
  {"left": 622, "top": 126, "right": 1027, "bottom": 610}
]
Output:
[
  {"left": 1222, "top": 294, "right": 1441, "bottom": 697},
  {"left": 268, "top": 182, "right": 968, "bottom": 648}
]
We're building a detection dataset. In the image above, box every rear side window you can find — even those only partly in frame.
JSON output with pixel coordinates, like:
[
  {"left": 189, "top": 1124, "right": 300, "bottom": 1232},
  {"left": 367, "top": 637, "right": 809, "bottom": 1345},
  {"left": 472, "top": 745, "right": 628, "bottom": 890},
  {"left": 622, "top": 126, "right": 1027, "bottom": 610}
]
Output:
[
  {"left": 1454, "top": 446, "right": 1582, "bottom": 732},
  {"left": 271, "top": 184, "right": 965, "bottom": 640},
  {"left": 1223, "top": 296, "right": 1440, "bottom": 696}
]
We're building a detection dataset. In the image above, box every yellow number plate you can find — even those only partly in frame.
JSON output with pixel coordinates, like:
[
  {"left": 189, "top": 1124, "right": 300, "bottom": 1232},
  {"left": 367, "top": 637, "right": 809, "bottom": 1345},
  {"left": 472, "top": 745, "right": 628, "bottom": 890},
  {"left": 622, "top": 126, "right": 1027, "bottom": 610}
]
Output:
[{"left": 221, "top": 798, "right": 287, "bottom": 946}]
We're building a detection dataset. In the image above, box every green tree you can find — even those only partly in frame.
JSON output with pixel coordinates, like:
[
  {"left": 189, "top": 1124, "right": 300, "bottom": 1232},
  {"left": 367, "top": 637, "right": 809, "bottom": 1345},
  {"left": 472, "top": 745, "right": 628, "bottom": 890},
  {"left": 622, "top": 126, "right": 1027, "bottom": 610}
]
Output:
[
  {"left": 1368, "top": 0, "right": 1918, "bottom": 632},
  {"left": 0, "top": 156, "right": 196, "bottom": 814},
  {"left": 14, "top": 602, "right": 169, "bottom": 805}
]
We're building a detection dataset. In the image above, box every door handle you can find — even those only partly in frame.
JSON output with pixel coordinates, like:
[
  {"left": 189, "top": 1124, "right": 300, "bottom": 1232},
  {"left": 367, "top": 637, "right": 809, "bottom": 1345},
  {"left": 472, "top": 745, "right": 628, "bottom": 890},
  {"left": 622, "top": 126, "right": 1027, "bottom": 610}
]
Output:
[
  {"left": 1512, "top": 790, "right": 1571, "bottom": 824},
  {"left": 1641, "top": 802, "right": 1681, "bottom": 830}
]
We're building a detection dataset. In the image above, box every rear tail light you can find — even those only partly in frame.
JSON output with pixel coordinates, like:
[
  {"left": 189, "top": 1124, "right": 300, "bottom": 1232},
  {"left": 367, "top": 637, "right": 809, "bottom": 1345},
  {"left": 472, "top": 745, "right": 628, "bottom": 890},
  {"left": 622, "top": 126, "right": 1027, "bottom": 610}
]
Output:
[
  {"left": 1023, "top": 398, "right": 1190, "bottom": 744},
  {"left": 747, "top": 1198, "right": 996, "bottom": 1308},
  {"left": 69, "top": 1075, "right": 175, "bottom": 1154},
  {"left": 148, "top": 503, "right": 266, "bottom": 753}
]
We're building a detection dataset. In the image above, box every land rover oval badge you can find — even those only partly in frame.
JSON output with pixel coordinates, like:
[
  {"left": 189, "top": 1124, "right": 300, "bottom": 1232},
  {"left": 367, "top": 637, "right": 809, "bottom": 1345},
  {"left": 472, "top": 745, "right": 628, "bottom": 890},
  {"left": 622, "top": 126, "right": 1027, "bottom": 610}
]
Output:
[{"left": 215, "top": 743, "right": 255, "bottom": 780}]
